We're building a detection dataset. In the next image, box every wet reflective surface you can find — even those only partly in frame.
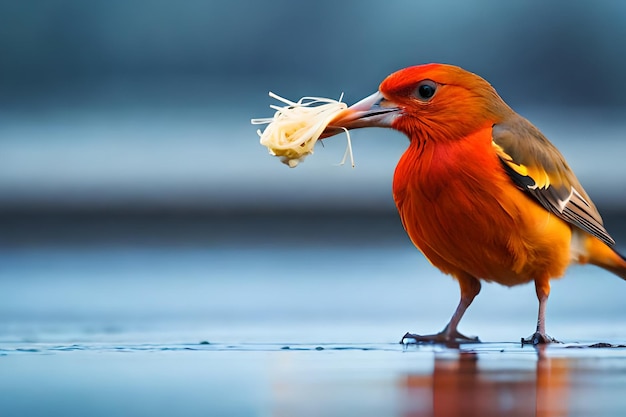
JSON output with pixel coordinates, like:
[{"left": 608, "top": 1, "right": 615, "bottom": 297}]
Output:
[
  {"left": 1, "top": 341, "right": 626, "bottom": 417},
  {"left": 1, "top": 237, "right": 626, "bottom": 417},
  {"left": 400, "top": 345, "right": 626, "bottom": 417}
]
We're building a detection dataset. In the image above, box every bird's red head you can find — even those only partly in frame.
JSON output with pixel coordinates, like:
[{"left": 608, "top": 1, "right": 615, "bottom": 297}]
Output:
[{"left": 326, "top": 63, "right": 513, "bottom": 141}]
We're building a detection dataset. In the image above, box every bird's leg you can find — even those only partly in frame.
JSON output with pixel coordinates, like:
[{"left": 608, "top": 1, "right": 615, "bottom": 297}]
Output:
[
  {"left": 402, "top": 274, "right": 481, "bottom": 345},
  {"left": 522, "top": 278, "right": 560, "bottom": 345}
]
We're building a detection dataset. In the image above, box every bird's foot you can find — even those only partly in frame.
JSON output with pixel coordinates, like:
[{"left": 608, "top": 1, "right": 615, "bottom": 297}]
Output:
[
  {"left": 400, "top": 330, "right": 480, "bottom": 346},
  {"left": 521, "top": 332, "right": 561, "bottom": 346}
]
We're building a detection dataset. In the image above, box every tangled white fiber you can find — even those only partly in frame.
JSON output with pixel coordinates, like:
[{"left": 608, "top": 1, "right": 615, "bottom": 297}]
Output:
[{"left": 251, "top": 92, "right": 353, "bottom": 168}]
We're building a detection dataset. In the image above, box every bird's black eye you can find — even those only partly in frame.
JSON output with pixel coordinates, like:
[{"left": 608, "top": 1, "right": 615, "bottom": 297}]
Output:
[{"left": 414, "top": 80, "right": 437, "bottom": 101}]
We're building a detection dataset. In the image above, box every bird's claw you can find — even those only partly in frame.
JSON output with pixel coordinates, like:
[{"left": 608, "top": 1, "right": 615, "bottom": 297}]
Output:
[
  {"left": 400, "top": 331, "right": 481, "bottom": 346},
  {"left": 521, "top": 332, "right": 561, "bottom": 346}
]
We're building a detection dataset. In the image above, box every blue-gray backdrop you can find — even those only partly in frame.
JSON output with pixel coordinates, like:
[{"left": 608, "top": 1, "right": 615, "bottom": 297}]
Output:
[{"left": 1, "top": 0, "right": 625, "bottom": 216}]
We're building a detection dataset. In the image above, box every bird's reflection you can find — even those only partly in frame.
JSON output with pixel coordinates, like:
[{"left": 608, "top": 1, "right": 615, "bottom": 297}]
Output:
[{"left": 401, "top": 346, "right": 569, "bottom": 417}]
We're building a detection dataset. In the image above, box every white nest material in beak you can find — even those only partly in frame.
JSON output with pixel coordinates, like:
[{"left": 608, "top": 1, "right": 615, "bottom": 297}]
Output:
[{"left": 252, "top": 92, "right": 353, "bottom": 168}]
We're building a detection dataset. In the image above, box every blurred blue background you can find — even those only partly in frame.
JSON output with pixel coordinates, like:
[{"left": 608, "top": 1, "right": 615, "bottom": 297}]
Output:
[
  {"left": 1, "top": 0, "right": 626, "bottom": 214},
  {"left": 1, "top": 0, "right": 625, "bottom": 338}
]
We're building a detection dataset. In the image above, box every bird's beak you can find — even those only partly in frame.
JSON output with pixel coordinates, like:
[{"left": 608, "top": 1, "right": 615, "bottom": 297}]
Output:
[{"left": 322, "top": 91, "right": 400, "bottom": 138}]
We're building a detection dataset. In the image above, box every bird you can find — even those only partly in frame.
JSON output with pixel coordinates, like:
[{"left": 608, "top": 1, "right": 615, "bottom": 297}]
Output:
[{"left": 323, "top": 63, "right": 626, "bottom": 345}]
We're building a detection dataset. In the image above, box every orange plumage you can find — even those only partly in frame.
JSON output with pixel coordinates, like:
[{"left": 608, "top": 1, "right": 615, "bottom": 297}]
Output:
[{"left": 326, "top": 63, "right": 626, "bottom": 344}]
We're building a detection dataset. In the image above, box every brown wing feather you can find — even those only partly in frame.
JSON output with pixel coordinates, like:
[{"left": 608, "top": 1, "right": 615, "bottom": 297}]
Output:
[{"left": 492, "top": 115, "right": 615, "bottom": 246}]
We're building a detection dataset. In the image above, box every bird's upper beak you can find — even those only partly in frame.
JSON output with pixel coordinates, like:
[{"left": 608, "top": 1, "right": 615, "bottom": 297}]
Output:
[{"left": 322, "top": 91, "right": 400, "bottom": 138}]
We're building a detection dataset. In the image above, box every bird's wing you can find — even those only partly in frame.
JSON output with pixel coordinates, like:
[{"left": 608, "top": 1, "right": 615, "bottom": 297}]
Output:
[{"left": 492, "top": 116, "right": 615, "bottom": 246}]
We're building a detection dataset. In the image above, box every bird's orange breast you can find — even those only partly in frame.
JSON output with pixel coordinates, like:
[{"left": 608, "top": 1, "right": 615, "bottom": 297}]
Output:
[{"left": 392, "top": 127, "right": 572, "bottom": 285}]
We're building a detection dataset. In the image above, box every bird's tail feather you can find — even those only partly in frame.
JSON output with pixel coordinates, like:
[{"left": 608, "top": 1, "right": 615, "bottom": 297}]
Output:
[
  {"left": 612, "top": 250, "right": 626, "bottom": 281},
  {"left": 585, "top": 237, "right": 626, "bottom": 281}
]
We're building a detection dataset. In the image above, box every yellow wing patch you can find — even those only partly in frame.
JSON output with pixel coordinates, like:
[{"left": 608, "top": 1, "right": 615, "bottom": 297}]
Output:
[{"left": 492, "top": 120, "right": 615, "bottom": 246}]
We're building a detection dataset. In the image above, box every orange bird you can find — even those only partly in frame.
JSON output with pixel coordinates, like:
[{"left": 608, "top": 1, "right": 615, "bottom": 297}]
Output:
[{"left": 325, "top": 63, "right": 626, "bottom": 345}]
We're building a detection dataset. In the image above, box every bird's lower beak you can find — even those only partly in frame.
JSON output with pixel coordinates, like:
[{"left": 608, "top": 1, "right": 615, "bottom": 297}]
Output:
[{"left": 322, "top": 91, "right": 400, "bottom": 138}]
